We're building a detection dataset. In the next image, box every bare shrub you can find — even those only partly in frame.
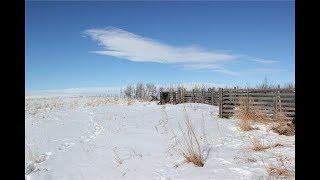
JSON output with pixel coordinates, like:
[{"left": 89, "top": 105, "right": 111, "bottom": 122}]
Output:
[
  {"left": 236, "top": 98, "right": 271, "bottom": 124},
  {"left": 177, "top": 113, "right": 205, "bottom": 167},
  {"left": 257, "top": 77, "right": 276, "bottom": 89}
]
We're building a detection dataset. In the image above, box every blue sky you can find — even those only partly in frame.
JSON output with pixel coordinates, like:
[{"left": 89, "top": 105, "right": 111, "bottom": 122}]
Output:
[{"left": 26, "top": 1, "right": 294, "bottom": 92}]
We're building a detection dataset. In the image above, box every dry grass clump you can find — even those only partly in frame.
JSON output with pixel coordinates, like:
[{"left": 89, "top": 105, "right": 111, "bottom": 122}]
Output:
[
  {"left": 177, "top": 113, "right": 205, "bottom": 167},
  {"left": 235, "top": 98, "right": 271, "bottom": 124},
  {"left": 267, "top": 166, "right": 294, "bottom": 178},
  {"left": 127, "top": 98, "right": 134, "bottom": 105},
  {"left": 245, "top": 157, "right": 257, "bottom": 163},
  {"left": 271, "top": 122, "right": 294, "bottom": 136},
  {"left": 250, "top": 138, "right": 285, "bottom": 151},
  {"left": 26, "top": 98, "right": 64, "bottom": 115},
  {"left": 236, "top": 97, "right": 295, "bottom": 136},
  {"left": 272, "top": 142, "right": 284, "bottom": 148},
  {"left": 238, "top": 119, "right": 259, "bottom": 131},
  {"left": 271, "top": 112, "right": 295, "bottom": 136},
  {"left": 234, "top": 156, "right": 257, "bottom": 163},
  {"left": 267, "top": 156, "right": 295, "bottom": 178},
  {"left": 85, "top": 97, "right": 120, "bottom": 107},
  {"left": 112, "top": 147, "right": 123, "bottom": 167},
  {"left": 251, "top": 138, "right": 271, "bottom": 151}
]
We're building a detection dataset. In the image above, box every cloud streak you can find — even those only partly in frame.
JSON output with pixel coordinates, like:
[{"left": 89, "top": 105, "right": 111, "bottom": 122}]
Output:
[
  {"left": 250, "top": 58, "right": 279, "bottom": 64},
  {"left": 84, "top": 27, "right": 239, "bottom": 75},
  {"left": 254, "top": 68, "right": 287, "bottom": 73},
  {"left": 84, "top": 27, "right": 284, "bottom": 76}
]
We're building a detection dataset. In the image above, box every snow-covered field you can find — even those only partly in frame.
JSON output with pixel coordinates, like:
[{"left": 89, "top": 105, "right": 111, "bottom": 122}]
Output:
[{"left": 25, "top": 96, "right": 295, "bottom": 180}]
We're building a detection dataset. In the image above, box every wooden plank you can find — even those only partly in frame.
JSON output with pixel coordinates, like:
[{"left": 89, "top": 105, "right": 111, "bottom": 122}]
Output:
[
  {"left": 277, "top": 102, "right": 295, "bottom": 106},
  {"left": 219, "top": 88, "right": 223, "bottom": 118},
  {"left": 221, "top": 109, "right": 294, "bottom": 115},
  {"left": 221, "top": 109, "right": 236, "bottom": 113},
  {"left": 223, "top": 92, "right": 294, "bottom": 97},
  {"left": 222, "top": 97, "right": 294, "bottom": 103},
  {"left": 223, "top": 96, "right": 274, "bottom": 101},
  {"left": 280, "top": 106, "right": 295, "bottom": 111},
  {"left": 223, "top": 88, "right": 294, "bottom": 93}
]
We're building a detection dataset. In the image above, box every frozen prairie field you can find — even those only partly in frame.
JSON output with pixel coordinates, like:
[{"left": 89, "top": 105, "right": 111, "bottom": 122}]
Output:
[{"left": 25, "top": 95, "right": 295, "bottom": 180}]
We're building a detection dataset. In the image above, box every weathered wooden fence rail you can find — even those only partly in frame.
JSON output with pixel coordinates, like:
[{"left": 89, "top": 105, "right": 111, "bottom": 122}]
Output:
[
  {"left": 160, "top": 89, "right": 220, "bottom": 105},
  {"left": 160, "top": 87, "right": 295, "bottom": 121},
  {"left": 219, "top": 88, "right": 295, "bottom": 121}
]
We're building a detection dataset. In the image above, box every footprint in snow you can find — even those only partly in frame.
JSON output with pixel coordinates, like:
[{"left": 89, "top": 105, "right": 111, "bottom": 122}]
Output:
[
  {"left": 155, "top": 169, "right": 171, "bottom": 180},
  {"left": 58, "top": 142, "right": 75, "bottom": 151}
]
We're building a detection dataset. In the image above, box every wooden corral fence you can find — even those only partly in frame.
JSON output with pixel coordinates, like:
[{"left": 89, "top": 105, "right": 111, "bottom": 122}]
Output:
[
  {"left": 160, "top": 88, "right": 219, "bottom": 105},
  {"left": 159, "top": 87, "right": 295, "bottom": 121},
  {"left": 219, "top": 88, "right": 295, "bottom": 121}
]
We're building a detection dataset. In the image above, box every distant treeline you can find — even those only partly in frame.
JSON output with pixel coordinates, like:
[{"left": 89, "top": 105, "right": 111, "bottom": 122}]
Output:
[{"left": 120, "top": 79, "right": 294, "bottom": 100}]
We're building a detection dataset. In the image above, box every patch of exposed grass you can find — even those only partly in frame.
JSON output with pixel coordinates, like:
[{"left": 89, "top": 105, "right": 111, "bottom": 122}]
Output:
[
  {"left": 267, "top": 155, "right": 295, "bottom": 178},
  {"left": 250, "top": 138, "right": 285, "bottom": 152},
  {"left": 272, "top": 142, "right": 284, "bottom": 148},
  {"left": 234, "top": 156, "right": 257, "bottom": 163},
  {"left": 271, "top": 112, "right": 295, "bottom": 136},
  {"left": 238, "top": 119, "right": 259, "bottom": 131},
  {"left": 127, "top": 98, "right": 134, "bottom": 105},
  {"left": 267, "top": 166, "right": 294, "bottom": 178},
  {"left": 251, "top": 138, "right": 271, "bottom": 151}
]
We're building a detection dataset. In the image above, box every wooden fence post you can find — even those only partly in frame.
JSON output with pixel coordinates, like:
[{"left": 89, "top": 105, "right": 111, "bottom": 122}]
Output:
[
  {"left": 201, "top": 90, "right": 204, "bottom": 103},
  {"left": 277, "top": 85, "right": 281, "bottom": 113},
  {"left": 211, "top": 89, "right": 214, "bottom": 105},
  {"left": 246, "top": 88, "right": 249, "bottom": 111},
  {"left": 274, "top": 87, "right": 279, "bottom": 118},
  {"left": 219, "top": 88, "right": 223, "bottom": 118},
  {"left": 192, "top": 89, "right": 195, "bottom": 103},
  {"left": 181, "top": 89, "right": 184, "bottom": 103}
]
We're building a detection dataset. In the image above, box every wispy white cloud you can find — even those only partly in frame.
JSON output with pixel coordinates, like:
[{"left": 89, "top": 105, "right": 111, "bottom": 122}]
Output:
[
  {"left": 181, "top": 63, "right": 221, "bottom": 70},
  {"left": 180, "top": 63, "right": 240, "bottom": 76},
  {"left": 84, "top": 27, "right": 284, "bottom": 76},
  {"left": 84, "top": 27, "right": 238, "bottom": 75},
  {"left": 254, "top": 68, "right": 287, "bottom": 73},
  {"left": 213, "top": 68, "right": 240, "bottom": 76},
  {"left": 250, "top": 58, "right": 279, "bottom": 64}
]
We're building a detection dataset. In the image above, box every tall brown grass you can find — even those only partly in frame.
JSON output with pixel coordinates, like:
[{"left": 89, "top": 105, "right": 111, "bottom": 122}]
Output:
[
  {"left": 235, "top": 98, "right": 271, "bottom": 124},
  {"left": 271, "top": 111, "right": 295, "bottom": 136},
  {"left": 177, "top": 113, "right": 205, "bottom": 167},
  {"left": 236, "top": 98, "right": 295, "bottom": 136}
]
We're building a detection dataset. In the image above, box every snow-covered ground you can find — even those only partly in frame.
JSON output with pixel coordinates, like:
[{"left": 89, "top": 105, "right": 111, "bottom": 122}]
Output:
[{"left": 25, "top": 96, "right": 295, "bottom": 180}]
